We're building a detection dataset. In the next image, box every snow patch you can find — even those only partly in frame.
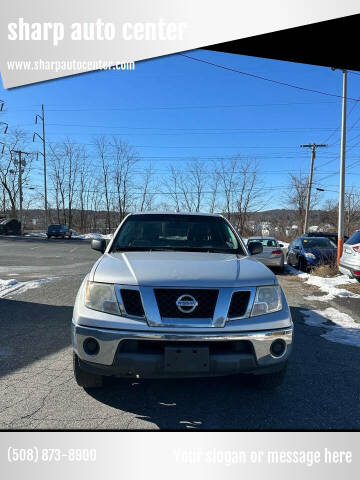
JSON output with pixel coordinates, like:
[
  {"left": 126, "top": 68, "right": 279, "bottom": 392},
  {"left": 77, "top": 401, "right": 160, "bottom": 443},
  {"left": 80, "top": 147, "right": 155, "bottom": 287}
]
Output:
[
  {"left": 74, "top": 232, "right": 113, "bottom": 240},
  {"left": 0, "top": 277, "right": 55, "bottom": 298},
  {"left": 302, "top": 307, "right": 360, "bottom": 348},
  {"left": 285, "top": 265, "right": 360, "bottom": 301},
  {"left": 25, "top": 231, "right": 113, "bottom": 240},
  {"left": 25, "top": 232, "right": 47, "bottom": 237}
]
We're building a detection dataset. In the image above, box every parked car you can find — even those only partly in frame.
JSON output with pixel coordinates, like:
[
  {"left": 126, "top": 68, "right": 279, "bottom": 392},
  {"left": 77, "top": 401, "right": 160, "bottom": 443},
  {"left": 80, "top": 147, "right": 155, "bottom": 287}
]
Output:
[
  {"left": 339, "top": 230, "right": 360, "bottom": 282},
  {"left": 47, "top": 224, "right": 72, "bottom": 239},
  {"left": 0, "top": 218, "right": 21, "bottom": 235},
  {"left": 302, "top": 231, "right": 349, "bottom": 245},
  {"left": 286, "top": 236, "right": 337, "bottom": 271},
  {"left": 246, "top": 236, "right": 285, "bottom": 272},
  {"left": 72, "top": 212, "right": 293, "bottom": 389}
]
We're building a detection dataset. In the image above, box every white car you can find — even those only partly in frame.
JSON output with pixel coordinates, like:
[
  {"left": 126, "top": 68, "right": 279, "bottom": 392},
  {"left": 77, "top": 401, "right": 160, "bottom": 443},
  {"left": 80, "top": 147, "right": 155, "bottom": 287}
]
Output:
[
  {"left": 246, "top": 237, "right": 285, "bottom": 272},
  {"left": 72, "top": 212, "right": 293, "bottom": 389},
  {"left": 339, "top": 230, "right": 360, "bottom": 282}
]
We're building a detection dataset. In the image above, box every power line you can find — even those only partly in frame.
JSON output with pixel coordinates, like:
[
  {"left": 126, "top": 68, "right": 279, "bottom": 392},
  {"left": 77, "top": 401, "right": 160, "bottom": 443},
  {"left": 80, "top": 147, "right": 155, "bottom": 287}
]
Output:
[
  {"left": 3, "top": 100, "right": 340, "bottom": 113},
  {"left": 180, "top": 53, "right": 360, "bottom": 101}
]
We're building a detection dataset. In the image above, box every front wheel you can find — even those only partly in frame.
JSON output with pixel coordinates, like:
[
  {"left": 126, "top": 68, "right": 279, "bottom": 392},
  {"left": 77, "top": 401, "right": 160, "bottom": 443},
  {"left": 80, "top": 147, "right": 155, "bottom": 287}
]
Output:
[
  {"left": 249, "top": 363, "right": 287, "bottom": 390},
  {"left": 298, "top": 257, "right": 307, "bottom": 272},
  {"left": 73, "top": 353, "right": 104, "bottom": 388}
]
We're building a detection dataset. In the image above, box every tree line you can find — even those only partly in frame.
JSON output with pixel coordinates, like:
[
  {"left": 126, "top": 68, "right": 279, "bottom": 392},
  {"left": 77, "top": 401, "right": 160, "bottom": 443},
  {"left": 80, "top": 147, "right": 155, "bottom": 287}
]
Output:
[{"left": 1, "top": 130, "right": 359, "bottom": 236}]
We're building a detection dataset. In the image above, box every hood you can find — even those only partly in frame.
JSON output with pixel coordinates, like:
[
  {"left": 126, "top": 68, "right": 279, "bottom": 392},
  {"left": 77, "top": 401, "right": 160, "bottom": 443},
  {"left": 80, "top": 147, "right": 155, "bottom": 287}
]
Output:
[{"left": 91, "top": 251, "right": 276, "bottom": 287}]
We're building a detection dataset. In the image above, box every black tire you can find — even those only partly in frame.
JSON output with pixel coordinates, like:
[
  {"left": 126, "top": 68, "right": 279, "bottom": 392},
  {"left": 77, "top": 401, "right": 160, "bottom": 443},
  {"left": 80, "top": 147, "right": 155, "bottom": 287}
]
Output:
[
  {"left": 73, "top": 353, "right": 104, "bottom": 388},
  {"left": 286, "top": 254, "right": 292, "bottom": 267},
  {"left": 298, "top": 257, "right": 307, "bottom": 272},
  {"left": 47, "top": 235, "right": 51, "bottom": 239},
  {"left": 249, "top": 363, "right": 287, "bottom": 390}
]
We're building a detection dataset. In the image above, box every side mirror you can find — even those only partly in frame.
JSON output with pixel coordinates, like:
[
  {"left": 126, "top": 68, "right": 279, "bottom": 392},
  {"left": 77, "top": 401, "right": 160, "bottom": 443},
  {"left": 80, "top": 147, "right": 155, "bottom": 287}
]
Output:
[
  {"left": 248, "top": 241, "right": 263, "bottom": 255},
  {"left": 293, "top": 245, "right": 300, "bottom": 250},
  {"left": 91, "top": 238, "right": 106, "bottom": 253}
]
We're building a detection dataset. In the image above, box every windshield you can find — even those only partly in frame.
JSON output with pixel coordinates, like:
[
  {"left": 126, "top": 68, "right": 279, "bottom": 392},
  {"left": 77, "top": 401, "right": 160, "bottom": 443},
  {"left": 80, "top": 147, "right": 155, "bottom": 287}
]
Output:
[
  {"left": 248, "top": 238, "right": 278, "bottom": 248},
  {"left": 346, "top": 231, "right": 360, "bottom": 245},
  {"left": 302, "top": 237, "right": 336, "bottom": 249},
  {"left": 111, "top": 214, "right": 244, "bottom": 253}
]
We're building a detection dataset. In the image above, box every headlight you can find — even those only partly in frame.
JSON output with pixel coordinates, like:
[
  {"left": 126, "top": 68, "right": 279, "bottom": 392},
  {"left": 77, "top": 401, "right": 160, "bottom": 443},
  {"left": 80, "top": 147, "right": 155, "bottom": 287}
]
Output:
[
  {"left": 251, "top": 285, "right": 282, "bottom": 317},
  {"left": 304, "top": 252, "right": 316, "bottom": 259},
  {"left": 85, "top": 281, "right": 120, "bottom": 315}
]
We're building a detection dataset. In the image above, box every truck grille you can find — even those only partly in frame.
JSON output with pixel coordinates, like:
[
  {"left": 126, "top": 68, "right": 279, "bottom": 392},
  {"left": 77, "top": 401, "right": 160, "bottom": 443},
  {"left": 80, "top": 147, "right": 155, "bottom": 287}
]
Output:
[
  {"left": 227, "top": 291, "right": 251, "bottom": 318},
  {"left": 120, "top": 289, "right": 145, "bottom": 317},
  {"left": 154, "top": 289, "right": 219, "bottom": 318}
]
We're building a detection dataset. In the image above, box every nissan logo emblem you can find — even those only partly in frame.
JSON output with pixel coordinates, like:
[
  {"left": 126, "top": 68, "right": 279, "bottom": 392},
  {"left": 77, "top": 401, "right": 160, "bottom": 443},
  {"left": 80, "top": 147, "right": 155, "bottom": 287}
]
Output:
[{"left": 176, "top": 294, "right": 198, "bottom": 314}]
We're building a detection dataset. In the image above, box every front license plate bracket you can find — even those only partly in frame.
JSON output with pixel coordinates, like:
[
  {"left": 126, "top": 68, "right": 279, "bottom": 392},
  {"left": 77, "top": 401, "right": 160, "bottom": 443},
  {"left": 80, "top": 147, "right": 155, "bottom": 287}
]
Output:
[{"left": 164, "top": 346, "right": 210, "bottom": 373}]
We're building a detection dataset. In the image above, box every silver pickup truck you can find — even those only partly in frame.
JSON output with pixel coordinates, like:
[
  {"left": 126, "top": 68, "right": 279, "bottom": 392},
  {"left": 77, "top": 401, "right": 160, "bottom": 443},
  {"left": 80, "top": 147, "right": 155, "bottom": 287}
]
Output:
[{"left": 72, "top": 212, "right": 293, "bottom": 389}]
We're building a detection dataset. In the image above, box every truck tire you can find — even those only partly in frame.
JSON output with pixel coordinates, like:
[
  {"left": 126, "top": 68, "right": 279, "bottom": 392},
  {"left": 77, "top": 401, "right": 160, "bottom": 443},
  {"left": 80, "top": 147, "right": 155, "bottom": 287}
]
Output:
[
  {"left": 73, "top": 353, "right": 104, "bottom": 388},
  {"left": 249, "top": 363, "right": 287, "bottom": 390}
]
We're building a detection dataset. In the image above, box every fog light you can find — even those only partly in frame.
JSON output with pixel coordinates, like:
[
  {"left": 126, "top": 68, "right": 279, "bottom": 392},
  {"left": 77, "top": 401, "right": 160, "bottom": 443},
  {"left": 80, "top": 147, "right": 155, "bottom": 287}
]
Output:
[
  {"left": 270, "top": 339, "right": 286, "bottom": 357},
  {"left": 83, "top": 337, "right": 100, "bottom": 356}
]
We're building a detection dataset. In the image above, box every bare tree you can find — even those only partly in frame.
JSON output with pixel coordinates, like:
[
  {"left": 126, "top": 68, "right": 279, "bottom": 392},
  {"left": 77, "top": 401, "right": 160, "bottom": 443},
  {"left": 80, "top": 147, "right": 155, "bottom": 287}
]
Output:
[
  {"left": 283, "top": 172, "right": 319, "bottom": 232},
  {"left": 214, "top": 156, "right": 264, "bottom": 234},
  {"left": 208, "top": 168, "right": 220, "bottom": 213},
  {"left": 138, "top": 164, "right": 154, "bottom": 211},
  {"left": 94, "top": 136, "right": 111, "bottom": 232},
  {"left": 163, "top": 166, "right": 181, "bottom": 211},
  {"left": 216, "top": 157, "right": 239, "bottom": 220},
  {"left": 234, "top": 158, "right": 264, "bottom": 235},
  {"left": 112, "top": 137, "right": 139, "bottom": 222},
  {"left": 0, "top": 129, "right": 32, "bottom": 219}
]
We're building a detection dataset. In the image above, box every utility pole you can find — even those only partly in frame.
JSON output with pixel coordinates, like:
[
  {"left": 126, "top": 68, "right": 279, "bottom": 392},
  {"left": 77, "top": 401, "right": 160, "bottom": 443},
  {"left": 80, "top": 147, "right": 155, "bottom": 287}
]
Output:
[
  {"left": 0, "top": 100, "right": 7, "bottom": 134},
  {"left": 10, "top": 150, "right": 29, "bottom": 235},
  {"left": 337, "top": 69, "right": 347, "bottom": 265},
  {"left": 300, "top": 143, "right": 327, "bottom": 234},
  {"left": 33, "top": 104, "right": 48, "bottom": 229}
]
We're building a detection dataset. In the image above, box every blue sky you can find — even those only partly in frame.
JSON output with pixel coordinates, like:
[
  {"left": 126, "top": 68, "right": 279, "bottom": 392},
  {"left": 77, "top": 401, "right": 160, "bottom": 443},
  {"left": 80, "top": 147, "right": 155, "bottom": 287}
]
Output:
[{"left": 0, "top": 49, "right": 359, "bottom": 210}]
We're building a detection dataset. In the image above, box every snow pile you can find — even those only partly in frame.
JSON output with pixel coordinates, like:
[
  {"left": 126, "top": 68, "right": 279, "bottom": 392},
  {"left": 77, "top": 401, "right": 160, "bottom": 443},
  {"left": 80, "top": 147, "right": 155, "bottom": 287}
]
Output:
[
  {"left": 302, "top": 274, "right": 360, "bottom": 301},
  {"left": 0, "top": 279, "right": 20, "bottom": 296},
  {"left": 25, "top": 232, "right": 47, "bottom": 237},
  {"left": 0, "top": 277, "right": 55, "bottom": 298},
  {"left": 73, "top": 232, "right": 113, "bottom": 240},
  {"left": 286, "top": 265, "right": 360, "bottom": 301},
  {"left": 25, "top": 231, "right": 113, "bottom": 240},
  {"left": 303, "top": 307, "right": 360, "bottom": 348}
]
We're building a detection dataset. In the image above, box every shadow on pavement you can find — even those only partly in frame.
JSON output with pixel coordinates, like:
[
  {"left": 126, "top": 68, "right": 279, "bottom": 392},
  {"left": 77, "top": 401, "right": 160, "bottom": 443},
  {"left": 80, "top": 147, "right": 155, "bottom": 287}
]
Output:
[
  {"left": 0, "top": 236, "right": 89, "bottom": 244},
  {"left": 0, "top": 298, "right": 72, "bottom": 378},
  {"left": 85, "top": 305, "right": 360, "bottom": 430},
  {"left": 1, "top": 298, "right": 360, "bottom": 430}
]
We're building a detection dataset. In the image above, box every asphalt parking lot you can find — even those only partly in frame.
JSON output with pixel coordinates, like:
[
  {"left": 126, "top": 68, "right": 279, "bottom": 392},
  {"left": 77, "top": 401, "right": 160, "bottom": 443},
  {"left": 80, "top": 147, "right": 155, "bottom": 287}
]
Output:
[{"left": 0, "top": 237, "right": 359, "bottom": 430}]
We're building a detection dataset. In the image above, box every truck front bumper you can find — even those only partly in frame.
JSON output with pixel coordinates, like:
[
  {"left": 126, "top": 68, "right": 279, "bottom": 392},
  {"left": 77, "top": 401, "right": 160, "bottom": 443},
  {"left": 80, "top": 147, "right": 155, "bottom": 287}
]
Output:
[{"left": 72, "top": 323, "right": 293, "bottom": 378}]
